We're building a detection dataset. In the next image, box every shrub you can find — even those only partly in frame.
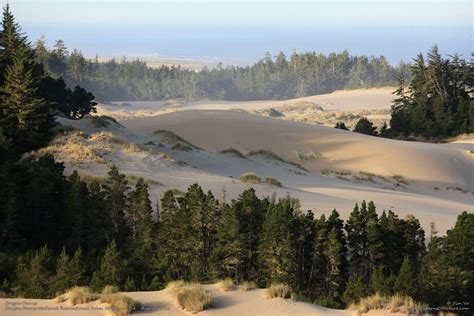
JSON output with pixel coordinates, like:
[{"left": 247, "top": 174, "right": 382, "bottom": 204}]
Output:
[
  {"left": 265, "top": 177, "right": 282, "bottom": 187},
  {"left": 265, "top": 283, "right": 291, "bottom": 299},
  {"left": 217, "top": 278, "right": 235, "bottom": 291},
  {"left": 297, "top": 152, "right": 323, "bottom": 160},
  {"left": 349, "top": 293, "right": 425, "bottom": 315},
  {"left": 240, "top": 172, "right": 261, "bottom": 184},
  {"left": 239, "top": 281, "right": 256, "bottom": 291},
  {"left": 102, "top": 285, "right": 119, "bottom": 295},
  {"left": 55, "top": 286, "right": 99, "bottom": 305},
  {"left": 166, "top": 280, "right": 186, "bottom": 296},
  {"left": 175, "top": 284, "right": 212, "bottom": 313},
  {"left": 109, "top": 294, "right": 140, "bottom": 316},
  {"left": 220, "top": 148, "right": 246, "bottom": 159}
]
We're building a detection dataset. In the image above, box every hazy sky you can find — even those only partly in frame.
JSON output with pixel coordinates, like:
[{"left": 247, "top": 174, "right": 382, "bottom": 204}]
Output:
[{"left": 5, "top": 0, "right": 473, "bottom": 63}]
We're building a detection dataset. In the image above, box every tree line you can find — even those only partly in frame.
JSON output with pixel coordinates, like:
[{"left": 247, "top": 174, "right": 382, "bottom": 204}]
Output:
[
  {"left": 389, "top": 47, "right": 473, "bottom": 139},
  {"left": 35, "top": 38, "right": 409, "bottom": 102}
]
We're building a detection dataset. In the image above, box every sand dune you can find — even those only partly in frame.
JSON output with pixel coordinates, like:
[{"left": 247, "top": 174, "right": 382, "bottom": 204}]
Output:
[
  {"left": 122, "top": 110, "right": 474, "bottom": 189},
  {"left": 0, "top": 283, "right": 407, "bottom": 316}
]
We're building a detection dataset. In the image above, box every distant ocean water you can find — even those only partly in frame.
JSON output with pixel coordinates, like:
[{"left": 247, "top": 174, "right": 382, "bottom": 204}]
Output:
[{"left": 24, "top": 24, "right": 472, "bottom": 65}]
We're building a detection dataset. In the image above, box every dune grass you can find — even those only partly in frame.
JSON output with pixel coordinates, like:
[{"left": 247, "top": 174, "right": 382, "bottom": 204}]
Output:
[
  {"left": 217, "top": 278, "right": 235, "bottom": 292},
  {"left": 176, "top": 285, "right": 212, "bottom": 313},
  {"left": 265, "top": 177, "right": 282, "bottom": 187},
  {"left": 166, "top": 280, "right": 187, "bottom": 296},
  {"left": 219, "top": 148, "right": 246, "bottom": 159},
  {"left": 108, "top": 294, "right": 140, "bottom": 316},
  {"left": 154, "top": 130, "right": 201, "bottom": 151},
  {"left": 265, "top": 283, "right": 291, "bottom": 299},
  {"left": 55, "top": 286, "right": 99, "bottom": 305},
  {"left": 102, "top": 285, "right": 119, "bottom": 295},
  {"left": 247, "top": 149, "right": 308, "bottom": 171},
  {"left": 240, "top": 172, "right": 261, "bottom": 184},
  {"left": 239, "top": 281, "right": 256, "bottom": 291},
  {"left": 349, "top": 293, "right": 426, "bottom": 315}
]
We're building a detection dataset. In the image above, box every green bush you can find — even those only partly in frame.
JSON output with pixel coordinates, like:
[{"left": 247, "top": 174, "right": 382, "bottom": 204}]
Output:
[{"left": 240, "top": 172, "right": 261, "bottom": 184}]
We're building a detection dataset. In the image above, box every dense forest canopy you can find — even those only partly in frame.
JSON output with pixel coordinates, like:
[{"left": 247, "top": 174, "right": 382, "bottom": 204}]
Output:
[{"left": 34, "top": 38, "right": 410, "bottom": 101}]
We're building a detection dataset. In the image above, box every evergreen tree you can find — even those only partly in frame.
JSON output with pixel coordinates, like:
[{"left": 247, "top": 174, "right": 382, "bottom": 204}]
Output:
[
  {"left": 90, "top": 240, "right": 125, "bottom": 290},
  {"left": 393, "top": 256, "right": 416, "bottom": 297},
  {"left": 53, "top": 247, "right": 85, "bottom": 294},
  {"left": 14, "top": 246, "right": 54, "bottom": 298},
  {"left": 334, "top": 122, "right": 349, "bottom": 130},
  {"left": 342, "top": 276, "right": 369, "bottom": 306},
  {"left": 353, "top": 118, "right": 377, "bottom": 136}
]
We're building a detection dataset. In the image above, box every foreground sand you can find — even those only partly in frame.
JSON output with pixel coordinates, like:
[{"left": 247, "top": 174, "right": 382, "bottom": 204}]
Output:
[{"left": 0, "top": 284, "right": 407, "bottom": 316}]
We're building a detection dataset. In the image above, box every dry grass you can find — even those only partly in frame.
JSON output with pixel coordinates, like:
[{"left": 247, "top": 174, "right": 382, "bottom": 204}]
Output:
[
  {"left": 154, "top": 130, "right": 201, "bottom": 151},
  {"left": 240, "top": 172, "right": 261, "bottom": 184},
  {"left": 166, "top": 280, "right": 187, "bottom": 296},
  {"left": 349, "top": 293, "right": 426, "bottom": 315},
  {"left": 247, "top": 149, "right": 308, "bottom": 171},
  {"left": 88, "top": 131, "right": 126, "bottom": 144},
  {"left": 217, "top": 278, "right": 235, "bottom": 292},
  {"left": 175, "top": 284, "right": 212, "bottom": 313},
  {"left": 265, "top": 177, "right": 282, "bottom": 187},
  {"left": 265, "top": 283, "right": 291, "bottom": 299},
  {"left": 220, "top": 148, "right": 246, "bottom": 159},
  {"left": 108, "top": 294, "right": 140, "bottom": 316},
  {"left": 102, "top": 285, "right": 119, "bottom": 295},
  {"left": 297, "top": 152, "right": 323, "bottom": 160},
  {"left": 239, "top": 281, "right": 256, "bottom": 291},
  {"left": 55, "top": 286, "right": 99, "bottom": 305}
]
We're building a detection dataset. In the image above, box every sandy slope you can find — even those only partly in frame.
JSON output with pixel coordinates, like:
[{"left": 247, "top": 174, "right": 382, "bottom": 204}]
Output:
[
  {"left": 122, "top": 110, "right": 474, "bottom": 189},
  {"left": 0, "top": 284, "right": 407, "bottom": 316}
]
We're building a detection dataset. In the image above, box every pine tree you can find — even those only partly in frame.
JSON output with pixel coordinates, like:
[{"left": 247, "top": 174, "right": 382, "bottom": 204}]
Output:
[
  {"left": 15, "top": 245, "right": 54, "bottom": 298},
  {"left": 53, "top": 247, "right": 85, "bottom": 294},
  {"left": 353, "top": 118, "right": 377, "bottom": 136},
  {"left": 90, "top": 240, "right": 125, "bottom": 290},
  {"left": 342, "top": 276, "right": 369, "bottom": 306},
  {"left": 345, "top": 202, "right": 370, "bottom": 282},
  {"left": 259, "top": 197, "right": 297, "bottom": 287},
  {"left": 325, "top": 227, "right": 346, "bottom": 306},
  {"left": 393, "top": 256, "right": 416, "bottom": 297},
  {"left": 1, "top": 44, "right": 54, "bottom": 153}
]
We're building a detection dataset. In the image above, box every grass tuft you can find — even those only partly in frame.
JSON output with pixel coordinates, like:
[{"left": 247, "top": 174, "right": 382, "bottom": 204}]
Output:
[
  {"left": 240, "top": 172, "right": 261, "bottom": 184},
  {"left": 265, "top": 283, "right": 291, "bottom": 299},
  {"left": 350, "top": 293, "right": 425, "bottom": 315},
  {"left": 247, "top": 149, "right": 308, "bottom": 171},
  {"left": 239, "top": 281, "right": 256, "bottom": 291},
  {"left": 175, "top": 284, "right": 212, "bottom": 313},
  {"left": 108, "top": 294, "right": 140, "bottom": 316},
  {"left": 265, "top": 177, "right": 282, "bottom": 187},
  {"left": 217, "top": 278, "right": 235, "bottom": 292},
  {"left": 55, "top": 286, "right": 99, "bottom": 305},
  {"left": 220, "top": 148, "right": 246, "bottom": 159}
]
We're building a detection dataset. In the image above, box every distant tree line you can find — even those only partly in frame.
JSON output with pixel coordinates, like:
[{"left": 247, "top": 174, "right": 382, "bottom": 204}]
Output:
[{"left": 34, "top": 38, "right": 409, "bottom": 101}]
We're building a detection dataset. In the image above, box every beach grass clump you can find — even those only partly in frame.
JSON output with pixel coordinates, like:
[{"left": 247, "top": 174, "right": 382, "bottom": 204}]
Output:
[
  {"left": 217, "top": 278, "right": 235, "bottom": 291},
  {"left": 166, "top": 280, "right": 187, "bottom": 296},
  {"left": 108, "top": 294, "right": 140, "bottom": 316},
  {"left": 247, "top": 149, "right": 308, "bottom": 171},
  {"left": 55, "top": 286, "right": 99, "bottom": 305},
  {"left": 219, "top": 148, "right": 246, "bottom": 159},
  {"left": 102, "top": 285, "right": 119, "bottom": 295},
  {"left": 240, "top": 172, "right": 261, "bottom": 184},
  {"left": 175, "top": 284, "right": 212, "bottom": 313},
  {"left": 265, "top": 283, "right": 291, "bottom": 299},
  {"left": 265, "top": 177, "right": 282, "bottom": 187},
  {"left": 349, "top": 293, "right": 425, "bottom": 315},
  {"left": 239, "top": 281, "right": 256, "bottom": 291}
]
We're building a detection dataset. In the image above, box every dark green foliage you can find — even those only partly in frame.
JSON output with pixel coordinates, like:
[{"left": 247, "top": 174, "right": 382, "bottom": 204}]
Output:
[
  {"left": 334, "top": 122, "right": 349, "bottom": 130},
  {"left": 394, "top": 256, "right": 416, "bottom": 297},
  {"left": 342, "top": 276, "right": 369, "bottom": 306},
  {"left": 353, "top": 118, "right": 377, "bottom": 136},
  {"left": 53, "top": 247, "right": 85, "bottom": 294},
  {"left": 390, "top": 46, "right": 473, "bottom": 139},
  {"left": 35, "top": 40, "right": 406, "bottom": 102},
  {"left": 90, "top": 240, "right": 125, "bottom": 290}
]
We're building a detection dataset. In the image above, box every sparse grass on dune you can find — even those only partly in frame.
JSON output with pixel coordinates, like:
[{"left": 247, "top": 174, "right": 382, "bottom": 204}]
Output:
[
  {"left": 265, "top": 283, "right": 291, "bottom": 299},
  {"left": 55, "top": 286, "right": 99, "bottom": 305},
  {"left": 240, "top": 172, "right": 261, "bottom": 184},
  {"left": 265, "top": 177, "right": 282, "bottom": 187},
  {"left": 176, "top": 284, "right": 212, "bottom": 313},
  {"left": 239, "top": 281, "right": 256, "bottom": 291},
  {"left": 349, "top": 293, "right": 425, "bottom": 315},
  {"left": 154, "top": 129, "right": 201, "bottom": 150},
  {"left": 166, "top": 281, "right": 212, "bottom": 313},
  {"left": 247, "top": 149, "right": 308, "bottom": 171},
  {"left": 219, "top": 148, "right": 246, "bottom": 159},
  {"left": 108, "top": 294, "right": 140, "bottom": 316},
  {"left": 90, "top": 115, "right": 123, "bottom": 128},
  {"left": 217, "top": 278, "right": 235, "bottom": 291},
  {"left": 100, "top": 285, "right": 120, "bottom": 303}
]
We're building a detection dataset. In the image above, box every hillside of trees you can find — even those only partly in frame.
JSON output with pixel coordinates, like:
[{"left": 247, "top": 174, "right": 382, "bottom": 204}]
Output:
[
  {"left": 35, "top": 38, "right": 409, "bottom": 102},
  {"left": 0, "top": 5, "right": 472, "bottom": 314},
  {"left": 390, "top": 47, "right": 473, "bottom": 139}
]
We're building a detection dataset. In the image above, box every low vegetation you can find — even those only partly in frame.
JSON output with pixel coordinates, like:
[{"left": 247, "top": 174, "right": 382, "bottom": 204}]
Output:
[
  {"left": 349, "top": 293, "right": 425, "bottom": 315},
  {"left": 168, "top": 282, "right": 212, "bottom": 313},
  {"left": 297, "top": 151, "right": 323, "bottom": 160},
  {"left": 108, "top": 294, "right": 140, "bottom": 316},
  {"left": 55, "top": 287, "right": 99, "bottom": 305},
  {"left": 265, "top": 177, "right": 282, "bottom": 187},
  {"left": 154, "top": 129, "right": 201, "bottom": 151},
  {"left": 217, "top": 278, "right": 235, "bottom": 291},
  {"left": 219, "top": 148, "right": 246, "bottom": 159},
  {"left": 247, "top": 149, "right": 308, "bottom": 171},
  {"left": 239, "top": 281, "right": 256, "bottom": 291},
  {"left": 240, "top": 172, "right": 261, "bottom": 184},
  {"left": 265, "top": 284, "right": 291, "bottom": 299},
  {"left": 90, "top": 115, "right": 122, "bottom": 128}
]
